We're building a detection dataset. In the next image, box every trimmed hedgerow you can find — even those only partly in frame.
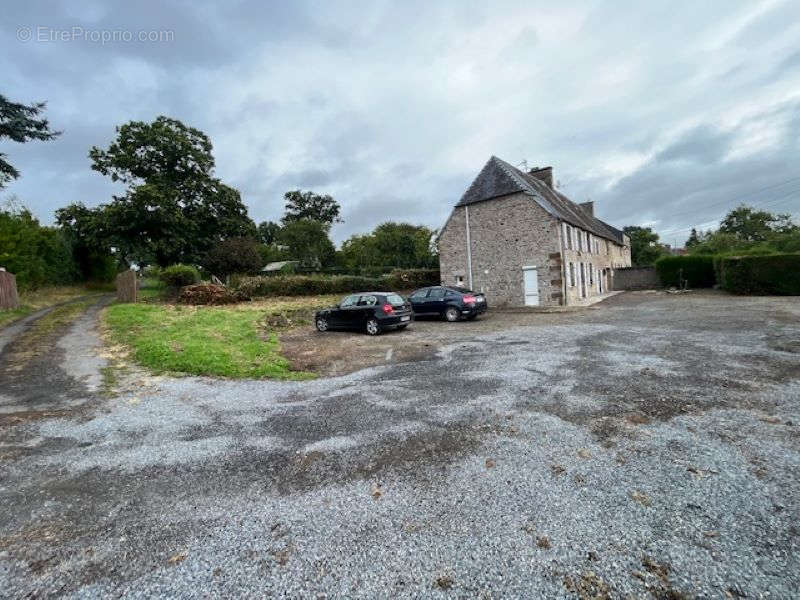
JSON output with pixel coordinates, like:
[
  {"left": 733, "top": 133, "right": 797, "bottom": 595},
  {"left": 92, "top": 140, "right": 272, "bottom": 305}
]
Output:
[
  {"left": 655, "top": 255, "right": 716, "bottom": 288},
  {"left": 719, "top": 254, "right": 800, "bottom": 295},
  {"left": 159, "top": 264, "right": 201, "bottom": 288},
  {"left": 236, "top": 275, "right": 392, "bottom": 298},
  {"left": 384, "top": 268, "right": 440, "bottom": 289}
]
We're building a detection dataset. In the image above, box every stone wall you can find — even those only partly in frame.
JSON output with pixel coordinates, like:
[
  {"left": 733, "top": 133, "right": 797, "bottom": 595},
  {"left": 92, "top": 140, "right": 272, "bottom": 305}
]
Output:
[
  {"left": 611, "top": 266, "right": 659, "bottom": 291},
  {"left": 438, "top": 192, "right": 562, "bottom": 306}
]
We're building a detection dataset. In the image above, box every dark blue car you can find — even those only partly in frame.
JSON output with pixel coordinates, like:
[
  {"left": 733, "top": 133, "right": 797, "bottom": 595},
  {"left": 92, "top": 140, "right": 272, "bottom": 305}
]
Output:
[{"left": 408, "top": 286, "right": 488, "bottom": 322}]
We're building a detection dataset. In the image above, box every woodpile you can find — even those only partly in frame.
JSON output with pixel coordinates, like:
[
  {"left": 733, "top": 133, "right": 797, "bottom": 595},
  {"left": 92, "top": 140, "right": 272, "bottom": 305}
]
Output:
[{"left": 178, "top": 284, "right": 249, "bottom": 305}]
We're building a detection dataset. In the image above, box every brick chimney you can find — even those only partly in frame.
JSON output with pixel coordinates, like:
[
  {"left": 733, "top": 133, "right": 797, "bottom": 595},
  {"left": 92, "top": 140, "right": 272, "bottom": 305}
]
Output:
[
  {"left": 528, "top": 166, "right": 553, "bottom": 189},
  {"left": 579, "top": 201, "right": 594, "bottom": 217}
]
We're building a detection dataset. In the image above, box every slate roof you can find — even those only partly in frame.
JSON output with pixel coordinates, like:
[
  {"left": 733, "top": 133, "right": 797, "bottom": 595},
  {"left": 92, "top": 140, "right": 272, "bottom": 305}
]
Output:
[{"left": 456, "top": 156, "right": 626, "bottom": 245}]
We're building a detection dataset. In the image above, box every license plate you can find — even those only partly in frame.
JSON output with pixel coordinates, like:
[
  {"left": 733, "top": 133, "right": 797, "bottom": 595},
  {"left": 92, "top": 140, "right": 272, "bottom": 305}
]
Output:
[{"left": 400, "top": 316, "right": 410, "bottom": 322}]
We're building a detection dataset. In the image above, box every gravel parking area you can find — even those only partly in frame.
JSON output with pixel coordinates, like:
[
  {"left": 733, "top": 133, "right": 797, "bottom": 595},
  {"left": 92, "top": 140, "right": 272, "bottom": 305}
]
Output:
[{"left": 1, "top": 291, "right": 799, "bottom": 598}]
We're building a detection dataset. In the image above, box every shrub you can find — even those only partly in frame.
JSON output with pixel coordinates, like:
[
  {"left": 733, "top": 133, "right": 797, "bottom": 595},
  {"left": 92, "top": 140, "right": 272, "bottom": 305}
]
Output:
[
  {"left": 140, "top": 265, "right": 162, "bottom": 279},
  {"left": 719, "top": 254, "right": 800, "bottom": 295},
  {"left": 385, "top": 268, "right": 441, "bottom": 289},
  {"left": 655, "top": 255, "right": 716, "bottom": 288},
  {"left": 202, "top": 237, "right": 264, "bottom": 278},
  {"left": 236, "top": 274, "right": 391, "bottom": 297},
  {"left": 159, "top": 264, "right": 200, "bottom": 288},
  {"left": 178, "top": 284, "right": 250, "bottom": 305}
]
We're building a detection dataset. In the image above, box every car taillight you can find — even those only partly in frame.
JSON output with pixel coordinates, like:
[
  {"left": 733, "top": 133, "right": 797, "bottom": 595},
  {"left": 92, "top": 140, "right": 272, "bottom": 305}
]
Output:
[
  {"left": 463, "top": 295, "right": 476, "bottom": 304},
  {"left": 382, "top": 304, "right": 394, "bottom": 314}
]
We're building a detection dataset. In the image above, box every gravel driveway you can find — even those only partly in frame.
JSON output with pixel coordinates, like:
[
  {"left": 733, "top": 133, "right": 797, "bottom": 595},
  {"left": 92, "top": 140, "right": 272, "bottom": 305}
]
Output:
[{"left": 1, "top": 291, "right": 798, "bottom": 598}]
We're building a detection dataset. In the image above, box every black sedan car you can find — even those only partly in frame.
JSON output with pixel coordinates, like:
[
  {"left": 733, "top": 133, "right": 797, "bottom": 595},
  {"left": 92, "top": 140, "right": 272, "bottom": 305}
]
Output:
[
  {"left": 315, "top": 292, "right": 413, "bottom": 335},
  {"left": 408, "top": 286, "right": 488, "bottom": 321}
]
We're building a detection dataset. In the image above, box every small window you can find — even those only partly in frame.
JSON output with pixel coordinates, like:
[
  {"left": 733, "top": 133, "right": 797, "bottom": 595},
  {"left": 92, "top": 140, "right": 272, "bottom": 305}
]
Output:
[
  {"left": 340, "top": 295, "right": 359, "bottom": 307},
  {"left": 456, "top": 275, "right": 464, "bottom": 286},
  {"left": 569, "top": 263, "right": 575, "bottom": 287},
  {"left": 586, "top": 232, "right": 591, "bottom": 252},
  {"left": 428, "top": 287, "right": 446, "bottom": 299},
  {"left": 589, "top": 265, "right": 594, "bottom": 285}
]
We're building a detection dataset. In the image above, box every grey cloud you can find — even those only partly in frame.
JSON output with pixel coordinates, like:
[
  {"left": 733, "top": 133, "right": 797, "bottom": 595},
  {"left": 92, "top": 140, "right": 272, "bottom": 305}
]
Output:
[{"left": 1, "top": 0, "right": 799, "bottom": 249}]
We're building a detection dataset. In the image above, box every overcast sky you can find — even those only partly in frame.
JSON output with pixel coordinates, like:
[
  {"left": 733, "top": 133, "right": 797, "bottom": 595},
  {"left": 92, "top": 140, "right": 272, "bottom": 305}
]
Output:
[{"left": 3, "top": 0, "right": 800, "bottom": 246}]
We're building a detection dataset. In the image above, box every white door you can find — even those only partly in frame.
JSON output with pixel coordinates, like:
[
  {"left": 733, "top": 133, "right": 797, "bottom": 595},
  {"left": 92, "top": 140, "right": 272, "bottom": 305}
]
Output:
[{"left": 523, "top": 267, "right": 539, "bottom": 306}]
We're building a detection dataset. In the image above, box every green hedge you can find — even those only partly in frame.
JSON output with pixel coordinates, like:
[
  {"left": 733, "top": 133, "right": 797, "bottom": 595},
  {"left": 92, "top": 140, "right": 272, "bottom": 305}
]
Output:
[
  {"left": 236, "top": 275, "right": 391, "bottom": 297},
  {"left": 236, "top": 269, "right": 441, "bottom": 298},
  {"left": 719, "top": 254, "right": 800, "bottom": 295},
  {"left": 655, "top": 255, "right": 716, "bottom": 288},
  {"left": 384, "top": 268, "right": 440, "bottom": 289},
  {"left": 159, "top": 264, "right": 201, "bottom": 288}
]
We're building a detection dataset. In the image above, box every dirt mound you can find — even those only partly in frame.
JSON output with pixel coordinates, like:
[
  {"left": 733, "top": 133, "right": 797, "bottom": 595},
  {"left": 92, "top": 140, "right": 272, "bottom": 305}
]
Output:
[{"left": 178, "top": 284, "right": 250, "bottom": 305}]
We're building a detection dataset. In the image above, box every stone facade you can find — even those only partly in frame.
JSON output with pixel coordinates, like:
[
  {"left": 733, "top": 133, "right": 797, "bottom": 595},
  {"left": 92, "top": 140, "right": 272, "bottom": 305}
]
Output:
[
  {"left": 438, "top": 156, "right": 632, "bottom": 307},
  {"left": 439, "top": 193, "right": 563, "bottom": 307},
  {"left": 561, "top": 224, "right": 631, "bottom": 305}
]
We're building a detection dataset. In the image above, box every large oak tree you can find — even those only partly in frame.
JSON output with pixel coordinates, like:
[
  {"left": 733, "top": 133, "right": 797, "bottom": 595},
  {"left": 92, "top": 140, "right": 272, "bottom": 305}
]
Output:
[{"left": 64, "top": 116, "right": 256, "bottom": 266}]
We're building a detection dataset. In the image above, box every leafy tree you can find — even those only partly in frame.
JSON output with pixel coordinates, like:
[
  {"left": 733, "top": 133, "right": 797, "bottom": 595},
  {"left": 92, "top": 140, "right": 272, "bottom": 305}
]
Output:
[
  {"left": 0, "top": 203, "right": 78, "bottom": 289},
  {"left": 84, "top": 116, "right": 256, "bottom": 266},
  {"left": 257, "top": 220, "right": 281, "bottom": 245},
  {"left": 202, "top": 237, "right": 265, "bottom": 277},
  {"left": 277, "top": 219, "right": 335, "bottom": 269},
  {"left": 0, "top": 94, "right": 61, "bottom": 188},
  {"left": 54, "top": 202, "right": 117, "bottom": 280},
  {"left": 719, "top": 205, "right": 796, "bottom": 241},
  {"left": 687, "top": 205, "right": 799, "bottom": 256},
  {"left": 89, "top": 116, "right": 214, "bottom": 188},
  {"left": 623, "top": 226, "right": 667, "bottom": 266},
  {"left": 281, "top": 190, "right": 342, "bottom": 228},
  {"left": 685, "top": 228, "right": 701, "bottom": 248},
  {"left": 340, "top": 222, "right": 438, "bottom": 271}
]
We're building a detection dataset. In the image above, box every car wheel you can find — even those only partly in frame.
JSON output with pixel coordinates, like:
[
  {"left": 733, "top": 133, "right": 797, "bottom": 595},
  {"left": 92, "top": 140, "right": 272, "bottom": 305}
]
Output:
[
  {"left": 445, "top": 307, "right": 460, "bottom": 322},
  {"left": 365, "top": 318, "right": 381, "bottom": 335},
  {"left": 315, "top": 317, "right": 329, "bottom": 332}
]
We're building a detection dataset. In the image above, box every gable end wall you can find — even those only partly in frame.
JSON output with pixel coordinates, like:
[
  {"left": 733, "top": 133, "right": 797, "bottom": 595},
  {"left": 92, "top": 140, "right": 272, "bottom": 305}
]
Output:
[{"left": 438, "top": 192, "right": 562, "bottom": 307}]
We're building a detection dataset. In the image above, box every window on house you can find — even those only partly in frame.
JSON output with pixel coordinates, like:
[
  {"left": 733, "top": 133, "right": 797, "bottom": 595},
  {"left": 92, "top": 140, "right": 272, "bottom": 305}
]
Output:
[
  {"left": 569, "top": 262, "right": 575, "bottom": 287},
  {"left": 456, "top": 275, "right": 464, "bottom": 287},
  {"left": 564, "top": 224, "right": 572, "bottom": 250},
  {"left": 589, "top": 265, "right": 593, "bottom": 285},
  {"left": 586, "top": 232, "right": 591, "bottom": 253}
]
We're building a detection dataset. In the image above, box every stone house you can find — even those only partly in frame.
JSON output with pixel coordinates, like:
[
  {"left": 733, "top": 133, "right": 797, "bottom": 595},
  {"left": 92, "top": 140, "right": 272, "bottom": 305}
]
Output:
[{"left": 438, "top": 156, "right": 631, "bottom": 307}]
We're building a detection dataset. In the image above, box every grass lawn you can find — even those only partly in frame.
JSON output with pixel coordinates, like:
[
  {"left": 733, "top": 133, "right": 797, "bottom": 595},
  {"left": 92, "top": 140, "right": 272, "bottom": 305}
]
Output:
[
  {"left": 103, "top": 295, "right": 340, "bottom": 379},
  {"left": 0, "top": 285, "right": 107, "bottom": 328}
]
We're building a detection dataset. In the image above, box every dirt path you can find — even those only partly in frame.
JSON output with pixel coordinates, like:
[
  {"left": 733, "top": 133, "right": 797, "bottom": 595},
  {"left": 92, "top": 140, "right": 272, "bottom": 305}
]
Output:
[{"left": 0, "top": 295, "right": 113, "bottom": 427}]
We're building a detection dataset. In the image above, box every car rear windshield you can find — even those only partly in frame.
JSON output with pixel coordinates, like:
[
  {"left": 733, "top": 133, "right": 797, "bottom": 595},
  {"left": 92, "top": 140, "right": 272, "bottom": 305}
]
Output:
[
  {"left": 385, "top": 293, "right": 405, "bottom": 306},
  {"left": 446, "top": 287, "right": 475, "bottom": 294}
]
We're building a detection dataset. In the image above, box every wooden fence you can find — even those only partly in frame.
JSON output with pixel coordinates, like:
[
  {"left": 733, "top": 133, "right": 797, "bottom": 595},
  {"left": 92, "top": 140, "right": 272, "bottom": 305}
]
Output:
[
  {"left": 0, "top": 269, "right": 20, "bottom": 310},
  {"left": 116, "top": 270, "right": 138, "bottom": 303}
]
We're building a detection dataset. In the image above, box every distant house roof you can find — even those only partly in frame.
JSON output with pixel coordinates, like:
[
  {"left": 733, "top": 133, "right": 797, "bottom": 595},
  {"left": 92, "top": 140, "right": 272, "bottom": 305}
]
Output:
[
  {"left": 456, "top": 156, "right": 626, "bottom": 245},
  {"left": 261, "top": 260, "right": 299, "bottom": 272}
]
